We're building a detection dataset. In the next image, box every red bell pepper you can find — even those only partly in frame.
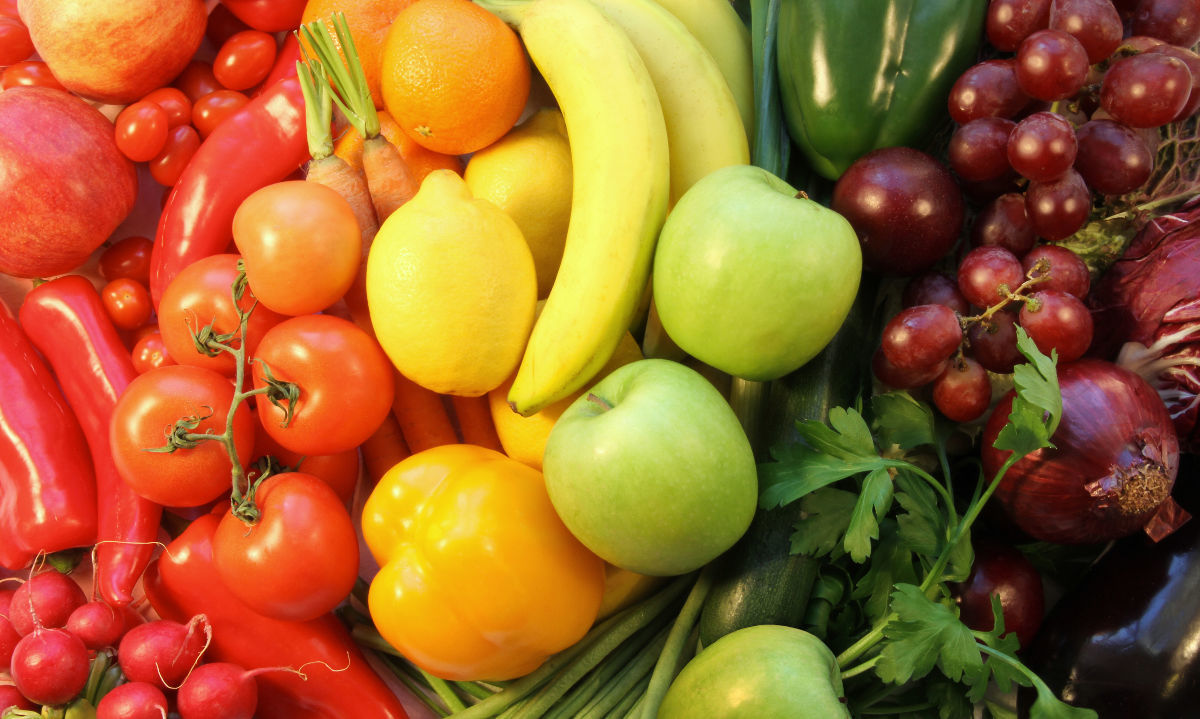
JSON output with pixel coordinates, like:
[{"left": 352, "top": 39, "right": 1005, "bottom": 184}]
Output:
[
  {"left": 149, "top": 75, "right": 308, "bottom": 306},
  {"left": 219, "top": 0, "right": 306, "bottom": 33},
  {"left": 18, "top": 276, "right": 163, "bottom": 606},
  {"left": 0, "top": 303, "right": 97, "bottom": 569},
  {"left": 144, "top": 513, "right": 410, "bottom": 719}
]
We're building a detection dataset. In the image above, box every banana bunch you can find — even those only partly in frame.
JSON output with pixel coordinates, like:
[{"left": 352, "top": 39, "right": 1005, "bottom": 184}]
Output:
[{"left": 479, "top": 0, "right": 752, "bottom": 416}]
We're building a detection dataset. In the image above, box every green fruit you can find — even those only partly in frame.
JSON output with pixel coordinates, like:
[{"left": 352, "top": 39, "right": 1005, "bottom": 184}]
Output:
[
  {"left": 659, "top": 624, "right": 851, "bottom": 718},
  {"left": 652, "top": 164, "right": 862, "bottom": 382}
]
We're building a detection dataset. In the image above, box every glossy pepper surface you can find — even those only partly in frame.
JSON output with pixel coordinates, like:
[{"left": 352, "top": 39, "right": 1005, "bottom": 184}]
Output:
[
  {"left": 776, "top": 0, "right": 986, "bottom": 180},
  {"left": 362, "top": 443, "right": 606, "bottom": 682}
]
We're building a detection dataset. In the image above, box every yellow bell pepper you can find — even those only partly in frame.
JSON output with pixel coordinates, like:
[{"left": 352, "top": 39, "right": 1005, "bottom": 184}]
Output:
[{"left": 361, "top": 443, "right": 606, "bottom": 681}]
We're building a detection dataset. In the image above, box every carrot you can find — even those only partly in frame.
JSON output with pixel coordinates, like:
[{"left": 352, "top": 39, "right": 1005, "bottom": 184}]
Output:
[
  {"left": 301, "top": 13, "right": 419, "bottom": 223},
  {"left": 449, "top": 394, "right": 505, "bottom": 452},
  {"left": 359, "top": 413, "right": 409, "bottom": 485},
  {"left": 391, "top": 370, "right": 458, "bottom": 454}
]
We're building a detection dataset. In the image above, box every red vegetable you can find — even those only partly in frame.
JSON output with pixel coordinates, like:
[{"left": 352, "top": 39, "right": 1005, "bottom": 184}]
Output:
[
  {"left": 95, "top": 681, "right": 170, "bottom": 719},
  {"left": 177, "top": 662, "right": 262, "bottom": 719},
  {"left": 7, "top": 569, "right": 87, "bottom": 636},
  {"left": 219, "top": 0, "right": 306, "bottom": 32},
  {"left": 981, "top": 358, "right": 1182, "bottom": 545},
  {"left": 144, "top": 513, "right": 409, "bottom": 719},
  {"left": 117, "top": 616, "right": 211, "bottom": 691},
  {"left": 18, "top": 275, "right": 164, "bottom": 606},
  {"left": 0, "top": 304, "right": 97, "bottom": 570},
  {"left": 149, "top": 75, "right": 308, "bottom": 306},
  {"left": 1089, "top": 199, "right": 1200, "bottom": 453},
  {"left": 9, "top": 627, "right": 90, "bottom": 707}
]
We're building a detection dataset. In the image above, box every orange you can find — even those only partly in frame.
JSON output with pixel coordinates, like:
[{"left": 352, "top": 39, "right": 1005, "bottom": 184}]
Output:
[
  {"left": 300, "top": 0, "right": 415, "bottom": 109},
  {"left": 379, "top": 0, "right": 531, "bottom": 156},
  {"left": 333, "top": 109, "right": 464, "bottom": 183}
]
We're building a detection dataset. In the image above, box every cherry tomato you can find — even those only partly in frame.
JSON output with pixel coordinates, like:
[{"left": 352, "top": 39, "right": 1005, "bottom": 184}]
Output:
[
  {"left": 101, "top": 278, "right": 154, "bottom": 331},
  {"left": 148, "top": 125, "right": 201, "bottom": 187},
  {"left": 248, "top": 416, "right": 360, "bottom": 506},
  {"left": 0, "top": 15, "right": 33, "bottom": 66},
  {"left": 212, "top": 472, "right": 358, "bottom": 622},
  {"left": 114, "top": 101, "right": 169, "bottom": 163},
  {"left": 172, "top": 61, "right": 221, "bottom": 103},
  {"left": 141, "top": 87, "right": 192, "bottom": 129},
  {"left": 251, "top": 314, "right": 394, "bottom": 456},
  {"left": 0, "top": 0, "right": 18, "bottom": 17},
  {"left": 213, "top": 30, "right": 277, "bottom": 92},
  {"left": 219, "top": 0, "right": 306, "bottom": 32},
  {"left": 110, "top": 364, "right": 256, "bottom": 507},
  {"left": 192, "top": 89, "right": 249, "bottom": 139},
  {"left": 1, "top": 61, "right": 66, "bottom": 91},
  {"left": 99, "top": 236, "right": 154, "bottom": 284},
  {"left": 131, "top": 330, "right": 175, "bottom": 375},
  {"left": 156, "top": 253, "right": 287, "bottom": 377},
  {"left": 205, "top": 2, "right": 251, "bottom": 48},
  {"left": 231, "top": 181, "right": 362, "bottom": 316}
]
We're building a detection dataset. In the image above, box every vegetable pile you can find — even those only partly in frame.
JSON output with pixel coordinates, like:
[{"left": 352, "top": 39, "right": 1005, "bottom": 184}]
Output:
[{"left": 1, "top": 0, "right": 1200, "bottom": 717}]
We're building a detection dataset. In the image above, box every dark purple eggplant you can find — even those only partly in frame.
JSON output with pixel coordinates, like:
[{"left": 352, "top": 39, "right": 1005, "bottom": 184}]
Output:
[{"left": 1018, "top": 455, "right": 1200, "bottom": 717}]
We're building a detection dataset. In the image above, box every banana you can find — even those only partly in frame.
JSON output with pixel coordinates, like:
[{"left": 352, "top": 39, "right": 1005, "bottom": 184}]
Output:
[
  {"left": 649, "top": 0, "right": 755, "bottom": 144},
  {"left": 588, "top": 0, "right": 749, "bottom": 206},
  {"left": 480, "top": 0, "right": 670, "bottom": 416}
]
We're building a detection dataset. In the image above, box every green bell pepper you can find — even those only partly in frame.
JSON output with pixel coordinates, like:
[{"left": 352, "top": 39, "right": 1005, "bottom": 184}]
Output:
[{"left": 776, "top": 0, "right": 987, "bottom": 180}]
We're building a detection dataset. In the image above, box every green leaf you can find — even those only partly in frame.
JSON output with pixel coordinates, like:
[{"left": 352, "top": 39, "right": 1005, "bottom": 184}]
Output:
[
  {"left": 893, "top": 474, "right": 945, "bottom": 558},
  {"left": 985, "top": 699, "right": 1020, "bottom": 719},
  {"left": 844, "top": 467, "right": 895, "bottom": 562},
  {"left": 872, "top": 391, "right": 938, "bottom": 451},
  {"left": 788, "top": 487, "right": 857, "bottom": 558},
  {"left": 795, "top": 406, "right": 877, "bottom": 460},
  {"left": 851, "top": 522, "right": 918, "bottom": 622},
  {"left": 993, "top": 326, "right": 1062, "bottom": 459},
  {"left": 943, "top": 531, "right": 975, "bottom": 585},
  {"left": 758, "top": 450, "right": 885, "bottom": 509},
  {"left": 1028, "top": 683, "right": 1099, "bottom": 719},
  {"left": 876, "top": 584, "right": 983, "bottom": 686}
]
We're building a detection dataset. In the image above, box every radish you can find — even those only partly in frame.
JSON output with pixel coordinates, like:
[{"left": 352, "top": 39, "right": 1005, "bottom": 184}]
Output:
[
  {"left": 117, "top": 614, "right": 211, "bottom": 690},
  {"left": 8, "top": 569, "right": 87, "bottom": 635},
  {"left": 0, "top": 589, "right": 19, "bottom": 672},
  {"left": 95, "top": 681, "right": 169, "bottom": 719},
  {"left": 9, "top": 627, "right": 90, "bottom": 706},
  {"left": 66, "top": 600, "right": 140, "bottom": 650},
  {"left": 176, "top": 662, "right": 261, "bottom": 719},
  {"left": 0, "top": 683, "right": 36, "bottom": 713}
]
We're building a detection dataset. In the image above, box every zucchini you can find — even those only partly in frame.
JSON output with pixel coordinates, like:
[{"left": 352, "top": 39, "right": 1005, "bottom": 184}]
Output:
[{"left": 697, "top": 272, "right": 878, "bottom": 646}]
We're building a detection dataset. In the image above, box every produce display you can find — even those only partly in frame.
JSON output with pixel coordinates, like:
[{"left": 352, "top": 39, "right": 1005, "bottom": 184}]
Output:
[{"left": 2, "top": 0, "right": 1200, "bottom": 718}]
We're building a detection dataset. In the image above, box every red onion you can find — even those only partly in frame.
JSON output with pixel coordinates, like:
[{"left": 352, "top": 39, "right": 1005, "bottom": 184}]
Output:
[
  {"left": 1089, "top": 200, "right": 1200, "bottom": 452},
  {"left": 981, "top": 358, "right": 1181, "bottom": 545}
]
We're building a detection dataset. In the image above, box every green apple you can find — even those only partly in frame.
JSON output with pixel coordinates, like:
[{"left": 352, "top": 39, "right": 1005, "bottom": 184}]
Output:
[
  {"left": 658, "top": 624, "right": 852, "bottom": 719},
  {"left": 542, "top": 358, "right": 756, "bottom": 576},
  {"left": 652, "top": 163, "right": 862, "bottom": 381}
]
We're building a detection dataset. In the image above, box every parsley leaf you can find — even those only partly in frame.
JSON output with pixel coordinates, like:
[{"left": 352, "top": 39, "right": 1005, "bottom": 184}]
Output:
[
  {"left": 872, "top": 390, "right": 939, "bottom": 451},
  {"left": 876, "top": 584, "right": 983, "bottom": 686},
  {"left": 789, "top": 487, "right": 856, "bottom": 558},
  {"left": 845, "top": 467, "right": 894, "bottom": 562},
  {"left": 992, "top": 326, "right": 1062, "bottom": 459},
  {"left": 893, "top": 474, "right": 944, "bottom": 558}
]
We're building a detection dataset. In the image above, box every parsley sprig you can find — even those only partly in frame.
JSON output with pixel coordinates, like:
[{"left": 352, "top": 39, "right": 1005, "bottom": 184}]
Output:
[{"left": 758, "top": 327, "right": 1095, "bottom": 718}]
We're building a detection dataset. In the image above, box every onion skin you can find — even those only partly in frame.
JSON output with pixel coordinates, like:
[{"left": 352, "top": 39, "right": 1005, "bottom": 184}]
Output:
[{"left": 981, "top": 358, "right": 1180, "bottom": 545}]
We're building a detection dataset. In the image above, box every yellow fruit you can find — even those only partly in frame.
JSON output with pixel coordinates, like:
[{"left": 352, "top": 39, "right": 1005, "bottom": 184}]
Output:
[
  {"left": 488, "top": 325, "right": 642, "bottom": 470},
  {"left": 464, "top": 108, "right": 573, "bottom": 300},
  {"left": 366, "top": 169, "right": 537, "bottom": 396}
]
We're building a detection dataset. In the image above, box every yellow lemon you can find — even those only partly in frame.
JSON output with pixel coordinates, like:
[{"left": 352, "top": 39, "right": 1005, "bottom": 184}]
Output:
[
  {"left": 487, "top": 325, "right": 642, "bottom": 470},
  {"left": 366, "top": 169, "right": 537, "bottom": 396},
  {"left": 465, "top": 108, "right": 572, "bottom": 299}
]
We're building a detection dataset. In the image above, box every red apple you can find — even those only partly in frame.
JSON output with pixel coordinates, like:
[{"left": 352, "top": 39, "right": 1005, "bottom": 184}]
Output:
[
  {"left": 17, "top": 0, "right": 206, "bottom": 105},
  {"left": 0, "top": 86, "right": 138, "bottom": 278}
]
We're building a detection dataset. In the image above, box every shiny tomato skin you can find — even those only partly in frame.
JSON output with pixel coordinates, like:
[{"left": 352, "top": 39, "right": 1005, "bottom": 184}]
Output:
[
  {"left": 213, "top": 30, "right": 277, "bottom": 91},
  {"left": 99, "top": 236, "right": 154, "bottom": 284},
  {"left": 172, "top": 61, "right": 221, "bottom": 103},
  {"left": 114, "top": 101, "right": 169, "bottom": 163},
  {"left": 251, "top": 314, "right": 394, "bottom": 456},
  {"left": 141, "top": 87, "right": 192, "bottom": 129},
  {"left": 101, "top": 278, "right": 153, "bottom": 331},
  {"left": 192, "top": 89, "right": 249, "bottom": 139},
  {"left": 0, "top": 15, "right": 33, "bottom": 66},
  {"left": 218, "top": 0, "right": 306, "bottom": 32},
  {"left": 148, "top": 125, "right": 201, "bottom": 187},
  {"left": 110, "top": 364, "right": 255, "bottom": 507},
  {"left": 213, "top": 472, "right": 358, "bottom": 622},
  {"left": 248, "top": 417, "right": 359, "bottom": 506},
  {"left": 131, "top": 330, "right": 175, "bottom": 375},
  {"left": 156, "top": 253, "right": 286, "bottom": 377},
  {"left": 1, "top": 61, "right": 66, "bottom": 91}
]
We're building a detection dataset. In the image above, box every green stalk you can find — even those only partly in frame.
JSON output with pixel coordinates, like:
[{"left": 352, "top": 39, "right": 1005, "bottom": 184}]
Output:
[{"left": 635, "top": 568, "right": 713, "bottom": 719}]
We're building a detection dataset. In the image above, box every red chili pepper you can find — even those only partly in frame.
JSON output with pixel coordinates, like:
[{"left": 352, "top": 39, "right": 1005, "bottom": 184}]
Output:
[
  {"left": 149, "top": 75, "right": 308, "bottom": 306},
  {"left": 18, "top": 275, "right": 163, "bottom": 606},
  {"left": 219, "top": 0, "right": 306, "bottom": 33},
  {"left": 0, "top": 303, "right": 97, "bottom": 570},
  {"left": 144, "top": 513, "right": 410, "bottom": 719},
  {"left": 253, "top": 32, "right": 301, "bottom": 98}
]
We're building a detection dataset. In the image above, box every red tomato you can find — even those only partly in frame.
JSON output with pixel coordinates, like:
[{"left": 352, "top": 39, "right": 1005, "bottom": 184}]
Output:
[
  {"left": 248, "top": 416, "right": 360, "bottom": 506},
  {"left": 205, "top": 2, "right": 251, "bottom": 48},
  {"left": 0, "top": 0, "right": 18, "bottom": 17},
  {"left": 0, "top": 15, "right": 33, "bottom": 66},
  {"left": 251, "top": 314, "right": 394, "bottom": 456},
  {"left": 232, "top": 180, "right": 362, "bottom": 316},
  {"left": 110, "top": 364, "right": 255, "bottom": 507},
  {"left": 131, "top": 330, "right": 175, "bottom": 375},
  {"left": 219, "top": 0, "right": 305, "bottom": 32},
  {"left": 101, "top": 278, "right": 154, "bottom": 331},
  {"left": 192, "top": 89, "right": 249, "bottom": 139},
  {"left": 141, "top": 87, "right": 192, "bottom": 129},
  {"left": 148, "top": 125, "right": 201, "bottom": 187},
  {"left": 1, "top": 61, "right": 66, "bottom": 91},
  {"left": 172, "top": 61, "right": 221, "bottom": 103},
  {"left": 99, "top": 236, "right": 154, "bottom": 284},
  {"left": 213, "top": 30, "right": 277, "bottom": 91},
  {"left": 156, "top": 253, "right": 286, "bottom": 377},
  {"left": 213, "top": 472, "right": 358, "bottom": 622},
  {"left": 114, "top": 101, "right": 169, "bottom": 163}
]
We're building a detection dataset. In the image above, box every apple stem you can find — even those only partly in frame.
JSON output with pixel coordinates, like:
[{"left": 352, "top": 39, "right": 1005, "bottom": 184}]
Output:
[
  {"left": 586, "top": 392, "right": 615, "bottom": 413},
  {"left": 795, "top": 190, "right": 809, "bottom": 200}
]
